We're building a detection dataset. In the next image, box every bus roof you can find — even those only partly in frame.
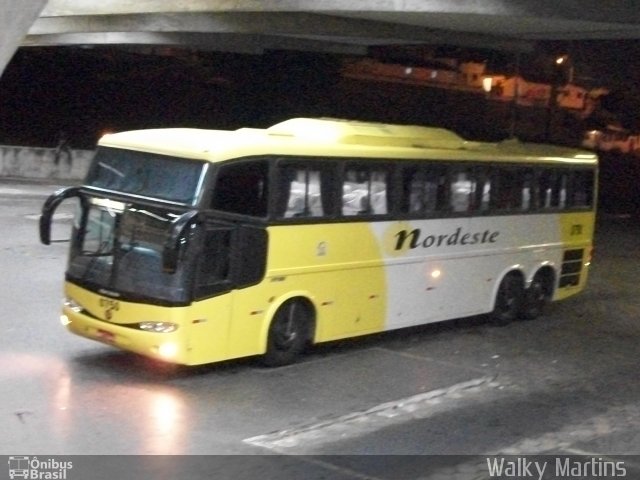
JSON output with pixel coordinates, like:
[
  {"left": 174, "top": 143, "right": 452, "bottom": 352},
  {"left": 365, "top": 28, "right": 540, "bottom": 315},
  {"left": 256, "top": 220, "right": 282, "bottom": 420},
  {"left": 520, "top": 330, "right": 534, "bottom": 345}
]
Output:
[{"left": 98, "top": 117, "right": 598, "bottom": 165}]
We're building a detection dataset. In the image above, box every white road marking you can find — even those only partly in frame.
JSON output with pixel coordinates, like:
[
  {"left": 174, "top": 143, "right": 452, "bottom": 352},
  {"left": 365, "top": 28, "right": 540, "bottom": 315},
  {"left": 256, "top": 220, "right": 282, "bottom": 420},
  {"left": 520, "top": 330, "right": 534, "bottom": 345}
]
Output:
[
  {"left": 490, "top": 402, "right": 640, "bottom": 456},
  {"left": 412, "top": 403, "right": 640, "bottom": 479},
  {"left": 0, "top": 186, "right": 62, "bottom": 195},
  {"left": 244, "top": 376, "right": 496, "bottom": 452},
  {"left": 24, "top": 212, "right": 73, "bottom": 221},
  {"left": 0, "top": 188, "right": 25, "bottom": 195}
]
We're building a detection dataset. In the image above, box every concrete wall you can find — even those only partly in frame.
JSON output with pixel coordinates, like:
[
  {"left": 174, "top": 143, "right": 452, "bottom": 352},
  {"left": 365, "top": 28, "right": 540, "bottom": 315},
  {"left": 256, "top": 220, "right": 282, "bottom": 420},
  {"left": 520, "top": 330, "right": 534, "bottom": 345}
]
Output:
[{"left": 0, "top": 145, "right": 94, "bottom": 180}]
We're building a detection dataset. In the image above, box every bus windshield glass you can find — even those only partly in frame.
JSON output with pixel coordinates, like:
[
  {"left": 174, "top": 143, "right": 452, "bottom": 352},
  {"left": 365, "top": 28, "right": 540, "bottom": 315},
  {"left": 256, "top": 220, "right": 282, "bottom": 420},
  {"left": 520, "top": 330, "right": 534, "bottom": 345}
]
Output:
[
  {"left": 85, "top": 147, "right": 206, "bottom": 205},
  {"left": 67, "top": 200, "right": 198, "bottom": 304}
]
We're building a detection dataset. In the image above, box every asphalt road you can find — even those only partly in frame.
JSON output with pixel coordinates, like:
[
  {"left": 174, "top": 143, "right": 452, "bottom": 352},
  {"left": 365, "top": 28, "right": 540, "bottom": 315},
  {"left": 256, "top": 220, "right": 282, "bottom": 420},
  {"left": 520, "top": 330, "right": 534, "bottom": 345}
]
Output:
[{"left": 1, "top": 179, "right": 639, "bottom": 479}]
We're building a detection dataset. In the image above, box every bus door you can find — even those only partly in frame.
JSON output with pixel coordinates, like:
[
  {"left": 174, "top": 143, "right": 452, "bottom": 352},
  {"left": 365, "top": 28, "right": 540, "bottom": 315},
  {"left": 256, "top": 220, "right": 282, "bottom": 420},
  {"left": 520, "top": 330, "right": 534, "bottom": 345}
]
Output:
[{"left": 181, "top": 215, "right": 268, "bottom": 362}]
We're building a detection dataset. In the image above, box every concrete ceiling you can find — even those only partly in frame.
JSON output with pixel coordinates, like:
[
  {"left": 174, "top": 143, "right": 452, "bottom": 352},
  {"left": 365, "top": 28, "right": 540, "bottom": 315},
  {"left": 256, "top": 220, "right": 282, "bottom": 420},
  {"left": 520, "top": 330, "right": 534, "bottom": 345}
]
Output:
[
  {"left": 3, "top": 0, "right": 640, "bottom": 77},
  {"left": 0, "top": 0, "right": 47, "bottom": 73},
  {"left": 22, "top": 1, "right": 640, "bottom": 56}
]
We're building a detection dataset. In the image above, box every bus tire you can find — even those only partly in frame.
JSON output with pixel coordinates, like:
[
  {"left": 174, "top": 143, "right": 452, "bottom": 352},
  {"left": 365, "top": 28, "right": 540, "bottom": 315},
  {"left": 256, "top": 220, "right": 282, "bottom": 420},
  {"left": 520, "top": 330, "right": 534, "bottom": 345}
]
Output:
[
  {"left": 490, "top": 273, "right": 524, "bottom": 326},
  {"left": 521, "top": 270, "right": 554, "bottom": 320},
  {"left": 262, "top": 299, "right": 313, "bottom": 367}
]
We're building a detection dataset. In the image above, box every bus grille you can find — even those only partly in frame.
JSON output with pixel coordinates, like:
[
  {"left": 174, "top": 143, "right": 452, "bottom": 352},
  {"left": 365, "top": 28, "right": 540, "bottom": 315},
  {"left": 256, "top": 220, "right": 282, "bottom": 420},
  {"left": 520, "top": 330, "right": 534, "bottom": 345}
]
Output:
[{"left": 559, "top": 249, "right": 584, "bottom": 287}]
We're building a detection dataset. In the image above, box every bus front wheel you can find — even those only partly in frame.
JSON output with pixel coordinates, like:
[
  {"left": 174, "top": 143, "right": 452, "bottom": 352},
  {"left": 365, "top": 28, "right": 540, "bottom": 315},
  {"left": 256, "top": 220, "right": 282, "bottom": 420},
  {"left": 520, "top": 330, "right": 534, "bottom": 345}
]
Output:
[
  {"left": 263, "top": 299, "right": 313, "bottom": 367},
  {"left": 490, "top": 273, "right": 524, "bottom": 326}
]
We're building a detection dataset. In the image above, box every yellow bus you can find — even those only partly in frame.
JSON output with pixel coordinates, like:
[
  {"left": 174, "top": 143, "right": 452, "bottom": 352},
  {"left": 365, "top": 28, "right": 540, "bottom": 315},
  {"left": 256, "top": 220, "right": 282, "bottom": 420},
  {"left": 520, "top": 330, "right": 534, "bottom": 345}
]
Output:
[{"left": 40, "top": 118, "right": 597, "bottom": 366}]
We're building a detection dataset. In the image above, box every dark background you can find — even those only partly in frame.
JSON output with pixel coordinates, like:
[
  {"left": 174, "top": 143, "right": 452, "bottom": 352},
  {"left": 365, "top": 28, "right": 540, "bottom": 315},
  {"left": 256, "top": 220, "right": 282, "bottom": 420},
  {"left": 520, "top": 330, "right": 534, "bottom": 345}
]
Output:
[
  {"left": 1, "top": 43, "right": 639, "bottom": 213},
  {"left": 3, "top": 43, "right": 639, "bottom": 148}
]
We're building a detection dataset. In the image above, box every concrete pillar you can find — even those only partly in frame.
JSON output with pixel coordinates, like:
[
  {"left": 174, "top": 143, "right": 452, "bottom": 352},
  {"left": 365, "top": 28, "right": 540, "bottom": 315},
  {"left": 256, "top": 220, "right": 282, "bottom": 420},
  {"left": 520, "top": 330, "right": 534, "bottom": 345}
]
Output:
[{"left": 0, "top": 0, "right": 47, "bottom": 75}]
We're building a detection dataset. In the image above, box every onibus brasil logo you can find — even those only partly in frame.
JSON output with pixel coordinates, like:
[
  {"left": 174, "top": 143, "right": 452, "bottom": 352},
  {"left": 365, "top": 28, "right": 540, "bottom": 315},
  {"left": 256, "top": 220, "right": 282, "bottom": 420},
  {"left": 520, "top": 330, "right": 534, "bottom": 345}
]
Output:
[{"left": 8, "top": 456, "right": 73, "bottom": 479}]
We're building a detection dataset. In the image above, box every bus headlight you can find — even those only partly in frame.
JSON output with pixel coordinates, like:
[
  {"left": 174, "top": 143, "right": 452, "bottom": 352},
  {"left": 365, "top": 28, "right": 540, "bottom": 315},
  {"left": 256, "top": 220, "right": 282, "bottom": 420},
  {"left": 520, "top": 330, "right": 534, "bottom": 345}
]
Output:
[
  {"left": 139, "top": 322, "right": 178, "bottom": 333},
  {"left": 157, "top": 342, "right": 178, "bottom": 359}
]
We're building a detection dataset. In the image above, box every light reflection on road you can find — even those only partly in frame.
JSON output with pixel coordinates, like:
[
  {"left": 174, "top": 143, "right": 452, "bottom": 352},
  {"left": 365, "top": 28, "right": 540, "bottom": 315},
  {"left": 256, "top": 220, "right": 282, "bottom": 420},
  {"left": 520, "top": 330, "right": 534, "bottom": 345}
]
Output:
[{"left": 1, "top": 352, "right": 189, "bottom": 454}]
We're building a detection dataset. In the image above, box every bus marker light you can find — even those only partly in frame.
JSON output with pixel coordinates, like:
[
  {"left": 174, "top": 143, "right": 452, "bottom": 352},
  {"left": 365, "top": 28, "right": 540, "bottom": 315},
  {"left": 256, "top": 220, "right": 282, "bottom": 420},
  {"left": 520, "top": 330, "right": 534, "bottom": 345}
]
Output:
[
  {"left": 63, "top": 297, "right": 83, "bottom": 313},
  {"left": 96, "top": 329, "right": 115, "bottom": 343},
  {"left": 431, "top": 269, "right": 442, "bottom": 279},
  {"left": 139, "top": 322, "right": 178, "bottom": 333}
]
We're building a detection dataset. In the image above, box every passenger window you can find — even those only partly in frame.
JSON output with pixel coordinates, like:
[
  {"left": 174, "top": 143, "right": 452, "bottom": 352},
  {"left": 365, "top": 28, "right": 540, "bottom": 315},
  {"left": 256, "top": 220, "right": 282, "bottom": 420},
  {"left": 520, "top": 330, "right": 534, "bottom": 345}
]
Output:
[
  {"left": 210, "top": 161, "right": 269, "bottom": 217},
  {"left": 521, "top": 171, "right": 534, "bottom": 210},
  {"left": 342, "top": 166, "right": 389, "bottom": 216},
  {"left": 538, "top": 170, "right": 568, "bottom": 210},
  {"left": 492, "top": 168, "right": 534, "bottom": 212},
  {"left": 568, "top": 170, "right": 594, "bottom": 208},
  {"left": 474, "top": 169, "right": 492, "bottom": 212},
  {"left": 275, "top": 163, "right": 335, "bottom": 219},
  {"left": 450, "top": 170, "right": 475, "bottom": 213},
  {"left": 449, "top": 168, "right": 492, "bottom": 214},
  {"left": 402, "top": 166, "right": 447, "bottom": 215}
]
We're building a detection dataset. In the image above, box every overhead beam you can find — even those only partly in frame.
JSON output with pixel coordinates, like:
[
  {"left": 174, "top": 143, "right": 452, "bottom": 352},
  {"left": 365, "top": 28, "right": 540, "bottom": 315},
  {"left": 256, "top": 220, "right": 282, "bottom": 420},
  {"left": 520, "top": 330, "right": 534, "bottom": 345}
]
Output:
[
  {"left": 40, "top": 0, "right": 640, "bottom": 25},
  {"left": 21, "top": 32, "right": 372, "bottom": 56},
  {"left": 27, "top": 11, "right": 535, "bottom": 52},
  {"left": 28, "top": 11, "right": 491, "bottom": 38},
  {"left": 346, "top": 11, "right": 640, "bottom": 41}
]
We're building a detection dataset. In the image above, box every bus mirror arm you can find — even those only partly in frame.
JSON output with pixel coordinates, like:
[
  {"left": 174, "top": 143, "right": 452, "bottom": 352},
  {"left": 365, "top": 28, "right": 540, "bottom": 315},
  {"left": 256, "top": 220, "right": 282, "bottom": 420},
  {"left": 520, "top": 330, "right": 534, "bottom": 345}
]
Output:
[
  {"left": 163, "top": 210, "right": 201, "bottom": 273},
  {"left": 40, "top": 186, "right": 82, "bottom": 245}
]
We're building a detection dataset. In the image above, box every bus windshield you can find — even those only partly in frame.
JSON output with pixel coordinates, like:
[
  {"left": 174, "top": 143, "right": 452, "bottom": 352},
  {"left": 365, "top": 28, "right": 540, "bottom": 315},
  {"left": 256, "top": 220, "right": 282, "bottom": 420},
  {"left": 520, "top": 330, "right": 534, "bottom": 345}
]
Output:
[
  {"left": 85, "top": 147, "right": 206, "bottom": 205},
  {"left": 67, "top": 199, "right": 197, "bottom": 304}
]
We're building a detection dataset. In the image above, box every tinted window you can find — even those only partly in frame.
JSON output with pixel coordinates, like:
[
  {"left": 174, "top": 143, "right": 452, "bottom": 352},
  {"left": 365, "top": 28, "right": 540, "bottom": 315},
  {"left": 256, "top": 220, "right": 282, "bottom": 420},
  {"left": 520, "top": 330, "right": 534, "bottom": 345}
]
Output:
[
  {"left": 538, "top": 170, "right": 568, "bottom": 210},
  {"left": 210, "top": 161, "right": 269, "bottom": 217},
  {"left": 492, "top": 167, "right": 534, "bottom": 212},
  {"left": 401, "top": 165, "right": 448, "bottom": 215},
  {"left": 450, "top": 168, "right": 492, "bottom": 213},
  {"left": 194, "top": 223, "right": 267, "bottom": 299},
  {"left": 197, "top": 228, "right": 232, "bottom": 286},
  {"left": 568, "top": 170, "right": 595, "bottom": 208}
]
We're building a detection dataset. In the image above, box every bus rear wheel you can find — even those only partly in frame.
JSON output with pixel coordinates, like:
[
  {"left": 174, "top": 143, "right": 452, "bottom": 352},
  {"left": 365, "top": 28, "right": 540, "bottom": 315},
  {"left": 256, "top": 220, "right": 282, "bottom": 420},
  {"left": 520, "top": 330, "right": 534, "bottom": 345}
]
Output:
[
  {"left": 521, "top": 270, "right": 554, "bottom": 320},
  {"left": 490, "top": 273, "right": 524, "bottom": 326},
  {"left": 263, "top": 299, "right": 312, "bottom": 367}
]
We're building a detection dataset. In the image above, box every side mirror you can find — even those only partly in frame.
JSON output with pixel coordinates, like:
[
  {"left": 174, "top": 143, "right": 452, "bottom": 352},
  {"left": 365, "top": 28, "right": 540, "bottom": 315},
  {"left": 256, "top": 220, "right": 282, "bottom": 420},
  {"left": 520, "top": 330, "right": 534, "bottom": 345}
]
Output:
[
  {"left": 162, "top": 210, "right": 200, "bottom": 273},
  {"left": 40, "top": 186, "right": 82, "bottom": 245}
]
